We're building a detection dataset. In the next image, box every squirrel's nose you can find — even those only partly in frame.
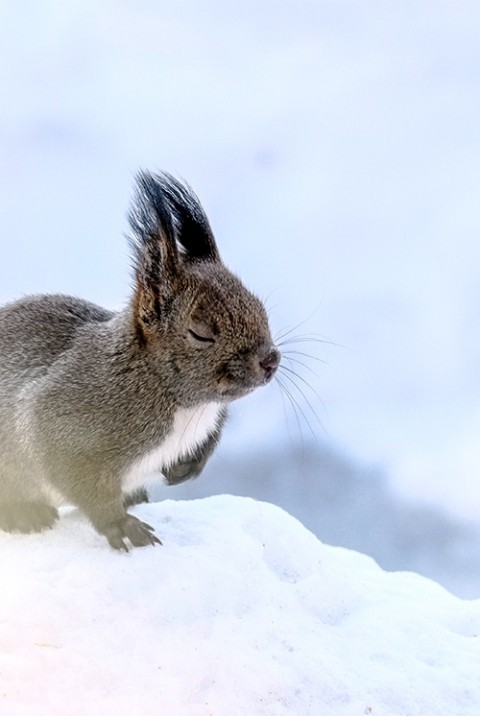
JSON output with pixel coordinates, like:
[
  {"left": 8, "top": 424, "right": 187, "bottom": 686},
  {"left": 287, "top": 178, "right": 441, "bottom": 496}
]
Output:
[{"left": 259, "top": 347, "right": 281, "bottom": 383}]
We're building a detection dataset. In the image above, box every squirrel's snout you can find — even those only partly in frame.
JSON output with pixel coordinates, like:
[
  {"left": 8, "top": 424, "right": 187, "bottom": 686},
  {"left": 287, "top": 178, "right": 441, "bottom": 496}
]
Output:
[
  {"left": 217, "top": 345, "right": 280, "bottom": 400},
  {"left": 259, "top": 347, "right": 281, "bottom": 383}
]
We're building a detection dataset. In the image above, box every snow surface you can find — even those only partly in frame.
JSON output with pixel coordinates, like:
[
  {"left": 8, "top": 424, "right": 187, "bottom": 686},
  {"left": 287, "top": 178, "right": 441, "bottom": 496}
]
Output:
[{"left": 1, "top": 496, "right": 479, "bottom": 716}]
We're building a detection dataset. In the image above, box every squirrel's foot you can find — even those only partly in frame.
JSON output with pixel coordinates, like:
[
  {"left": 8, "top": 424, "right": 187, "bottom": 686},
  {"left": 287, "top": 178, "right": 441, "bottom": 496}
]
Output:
[
  {"left": 103, "top": 514, "right": 162, "bottom": 552},
  {"left": 0, "top": 501, "right": 59, "bottom": 533},
  {"left": 123, "top": 488, "right": 149, "bottom": 509}
]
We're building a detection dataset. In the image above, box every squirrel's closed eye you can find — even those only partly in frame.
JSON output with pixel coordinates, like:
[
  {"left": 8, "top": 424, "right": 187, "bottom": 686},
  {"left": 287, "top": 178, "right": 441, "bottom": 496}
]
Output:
[{"left": 187, "top": 320, "right": 216, "bottom": 347}]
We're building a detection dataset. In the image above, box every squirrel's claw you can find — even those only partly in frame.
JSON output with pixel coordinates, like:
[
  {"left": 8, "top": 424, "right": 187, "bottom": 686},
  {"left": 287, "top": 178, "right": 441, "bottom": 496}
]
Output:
[
  {"left": 104, "top": 514, "right": 162, "bottom": 551},
  {"left": 141, "top": 521, "right": 156, "bottom": 532}
]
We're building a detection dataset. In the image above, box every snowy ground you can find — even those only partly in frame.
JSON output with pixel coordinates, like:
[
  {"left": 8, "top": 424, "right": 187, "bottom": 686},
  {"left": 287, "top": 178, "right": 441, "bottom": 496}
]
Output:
[
  {"left": 164, "top": 444, "right": 480, "bottom": 600},
  {"left": 1, "top": 497, "right": 479, "bottom": 716}
]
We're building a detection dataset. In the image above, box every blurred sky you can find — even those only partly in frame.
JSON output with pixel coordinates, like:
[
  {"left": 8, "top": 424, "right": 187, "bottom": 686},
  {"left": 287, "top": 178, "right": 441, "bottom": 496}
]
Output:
[{"left": 1, "top": 0, "right": 479, "bottom": 520}]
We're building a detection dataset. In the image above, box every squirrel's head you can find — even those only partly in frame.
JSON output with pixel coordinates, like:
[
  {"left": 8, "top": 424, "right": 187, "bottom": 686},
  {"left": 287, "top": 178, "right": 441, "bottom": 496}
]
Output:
[{"left": 128, "top": 171, "right": 280, "bottom": 404}]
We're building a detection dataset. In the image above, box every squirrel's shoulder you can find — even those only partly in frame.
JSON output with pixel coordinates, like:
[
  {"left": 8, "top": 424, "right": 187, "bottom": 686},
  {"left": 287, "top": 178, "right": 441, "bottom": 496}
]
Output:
[
  {"left": 0, "top": 294, "right": 115, "bottom": 364},
  {"left": 0, "top": 293, "right": 114, "bottom": 325}
]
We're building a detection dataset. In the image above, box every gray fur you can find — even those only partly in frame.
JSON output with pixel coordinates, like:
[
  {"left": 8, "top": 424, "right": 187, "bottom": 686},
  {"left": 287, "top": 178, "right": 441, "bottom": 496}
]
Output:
[{"left": 0, "top": 171, "right": 280, "bottom": 550}]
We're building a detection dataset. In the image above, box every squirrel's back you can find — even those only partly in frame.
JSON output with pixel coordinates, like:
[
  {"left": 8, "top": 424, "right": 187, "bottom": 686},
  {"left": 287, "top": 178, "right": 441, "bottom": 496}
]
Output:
[
  {"left": 0, "top": 294, "right": 113, "bottom": 371},
  {"left": 0, "top": 295, "right": 114, "bottom": 413}
]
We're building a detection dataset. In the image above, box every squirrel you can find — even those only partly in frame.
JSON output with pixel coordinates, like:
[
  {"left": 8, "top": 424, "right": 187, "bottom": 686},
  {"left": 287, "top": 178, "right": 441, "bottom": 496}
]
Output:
[{"left": 0, "top": 171, "right": 280, "bottom": 551}]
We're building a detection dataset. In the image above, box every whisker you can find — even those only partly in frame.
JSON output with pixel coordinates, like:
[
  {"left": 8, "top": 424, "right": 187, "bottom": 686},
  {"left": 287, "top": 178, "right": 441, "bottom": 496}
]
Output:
[
  {"left": 282, "top": 350, "right": 327, "bottom": 366},
  {"left": 279, "top": 364, "right": 323, "bottom": 403},
  {"left": 277, "top": 334, "right": 337, "bottom": 348},
  {"left": 277, "top": 368, "right": 325, "bottom": 435},
  {"left": 275, "top": 376, "right": 303, "bottom": 446},
  {"left": 271, "top": 314, "right": 340, "bottom": 442},
  {"left": 283, "top": 354, "right": 320, "bottom": 378},
  {"left": 275, "top": 375, "right": 315, "bottom": 444},
  {"left": 262, "top": 286, "right": 284, "bottom": 309},
  {"left": 279, "top": 366, "right": 327, "bottom": 426},
  {"left": 274, "top": 306, "right": 322, "bottom": 343}
]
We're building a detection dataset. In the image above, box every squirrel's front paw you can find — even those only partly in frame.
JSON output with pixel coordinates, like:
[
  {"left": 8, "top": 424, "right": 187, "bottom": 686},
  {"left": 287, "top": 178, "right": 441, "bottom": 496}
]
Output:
[{"left": 103, "top": 514, "right": 162, "bottom": 552}]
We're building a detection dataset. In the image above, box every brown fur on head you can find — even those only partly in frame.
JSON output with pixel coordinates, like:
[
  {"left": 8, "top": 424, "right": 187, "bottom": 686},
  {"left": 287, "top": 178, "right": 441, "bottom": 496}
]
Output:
[{"left": 128, "top": 171, "right": 280, "bottom": 405}]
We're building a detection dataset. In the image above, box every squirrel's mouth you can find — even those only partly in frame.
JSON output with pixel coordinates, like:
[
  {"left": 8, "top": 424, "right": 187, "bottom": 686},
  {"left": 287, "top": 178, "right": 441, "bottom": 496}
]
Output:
[
  {"left": 218, "top": 385, "right": 256, "bottom": 402},
  {"left": 218, "top": 375, "right": 278, "bottom": 402},
  {"left": 217, "top": 348, "right": 280, "bottom": 402}
]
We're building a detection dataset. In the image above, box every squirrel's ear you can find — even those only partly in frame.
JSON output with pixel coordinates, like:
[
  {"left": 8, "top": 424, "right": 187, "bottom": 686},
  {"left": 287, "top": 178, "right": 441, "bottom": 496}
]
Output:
[
  {"left": 128, "top": 170, "right": 180, "bottom": 331},
  {"left": 154, "top": 172, "right": 221, "bottom": 263}
]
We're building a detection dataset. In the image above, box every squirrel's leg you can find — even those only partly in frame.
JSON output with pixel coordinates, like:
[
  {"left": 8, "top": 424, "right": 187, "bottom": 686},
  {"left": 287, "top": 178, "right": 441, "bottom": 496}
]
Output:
[
  {"left": 60, "top": 472, "right": 160, "bottom": 552},
  {"left": 0, "top": 471, "right": 58, "bottom": 533},
  {"left": 123, "top": 488, "right": 149, "bottom": 508},
  {"left": 0, "top": 499, "right": 59, "bottom": 533}
]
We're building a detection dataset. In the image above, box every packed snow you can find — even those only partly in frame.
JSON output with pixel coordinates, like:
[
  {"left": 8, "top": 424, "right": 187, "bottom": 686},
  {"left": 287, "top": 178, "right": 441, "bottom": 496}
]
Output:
[{"left": 1, "top": 496, "right": 479, "bottom": 716}]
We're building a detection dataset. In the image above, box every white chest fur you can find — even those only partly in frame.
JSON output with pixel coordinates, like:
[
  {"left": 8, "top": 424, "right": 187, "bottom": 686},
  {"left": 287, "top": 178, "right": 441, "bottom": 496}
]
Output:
[{"left": 122, "top": 402, "right": 222, "bottom": 494}]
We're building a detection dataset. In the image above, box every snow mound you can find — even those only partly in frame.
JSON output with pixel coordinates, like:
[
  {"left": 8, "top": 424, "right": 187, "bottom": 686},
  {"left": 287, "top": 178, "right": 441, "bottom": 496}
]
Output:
[{"left": 1, "top": 496, "right": 479, "bottom": 716}]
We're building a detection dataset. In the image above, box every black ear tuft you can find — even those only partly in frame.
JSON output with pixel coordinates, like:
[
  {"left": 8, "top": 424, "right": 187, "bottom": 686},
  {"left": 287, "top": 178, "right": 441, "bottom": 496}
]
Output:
[
  {"left": 154, "top": 172, "right": 221, "bottom": 262},
  {"left": 128, "top": 169, "right": 179, "bottom": 278},
  {"left": 128, "top": 170, "right": 180, "bottom": 331}
]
